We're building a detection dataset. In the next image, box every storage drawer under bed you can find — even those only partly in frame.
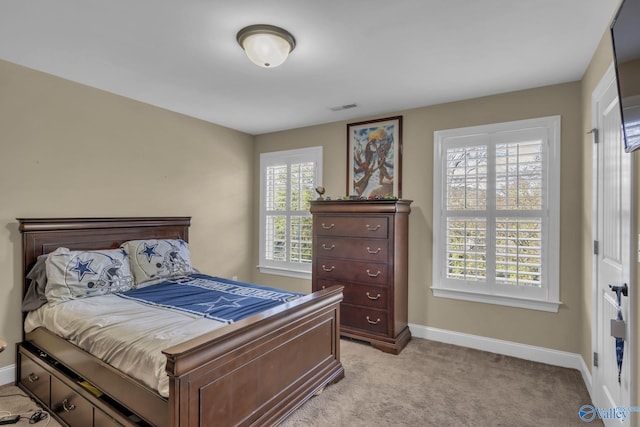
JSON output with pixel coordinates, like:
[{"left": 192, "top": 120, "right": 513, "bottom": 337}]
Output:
[
  {"left": 18, "top": 343, "right": 138, "bottom": 427},
  {"left": 51, "top": 375, "right": 94, "bottom": 426},
  {"left": 19, "top": 349, "right": 51, "bottom": 406}
]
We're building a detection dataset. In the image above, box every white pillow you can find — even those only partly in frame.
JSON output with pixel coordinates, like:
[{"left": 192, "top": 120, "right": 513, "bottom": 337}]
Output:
[
  {"left": 45, "top": 247, "right": 134, "bottom": 305},
  {"left": 120, "top": 239, "right": 194, "bottom": 286}
]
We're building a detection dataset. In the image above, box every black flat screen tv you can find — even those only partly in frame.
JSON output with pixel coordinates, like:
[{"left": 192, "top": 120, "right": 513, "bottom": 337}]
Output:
[{"left": 611, "top": 0, "right": 640, "bottom": 152}]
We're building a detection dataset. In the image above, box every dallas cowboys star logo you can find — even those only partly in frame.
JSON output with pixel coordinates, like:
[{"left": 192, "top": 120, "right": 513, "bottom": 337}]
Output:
[
  {"left": 139, "top": 243, "right": 161, "bottom": 263},
  {"left": 196, "top": 296, "right": 244, "bottom": 312},
  {"left": 70, "top": 257, "right": 97, "bottom": 281}
]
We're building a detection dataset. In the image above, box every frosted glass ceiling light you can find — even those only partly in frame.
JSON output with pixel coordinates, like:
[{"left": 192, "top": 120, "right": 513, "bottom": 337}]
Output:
[{"left": 237, "top": 24, "right": 296, "bottom": 68}]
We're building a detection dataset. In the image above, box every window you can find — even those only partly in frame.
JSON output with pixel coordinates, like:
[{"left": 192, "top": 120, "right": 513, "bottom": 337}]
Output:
[
  {"left": 259, "top": 147, "right": 322, "bottom": 278},
  {"left": 432, "top": 116, "right": 560, "bottom": 312}
]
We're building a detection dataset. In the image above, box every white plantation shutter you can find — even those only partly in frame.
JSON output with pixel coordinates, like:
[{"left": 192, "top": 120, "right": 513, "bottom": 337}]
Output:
[
  {"left": 265, "top": 164, "right": 287, "bottom": 262},
  {"left": 433, "top": 117, "right": 560, "bottom": 312},
  {"left": 446, "top": 218, "right": 486, "bottom": 281},
  {"left": 260, "top": 147, "right": 322, "bottom": 278}
]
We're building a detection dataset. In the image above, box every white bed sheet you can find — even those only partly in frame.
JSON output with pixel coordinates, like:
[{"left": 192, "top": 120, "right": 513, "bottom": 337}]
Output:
[{"left": 24, "top": 294, "right": 226, "bottom": 397}]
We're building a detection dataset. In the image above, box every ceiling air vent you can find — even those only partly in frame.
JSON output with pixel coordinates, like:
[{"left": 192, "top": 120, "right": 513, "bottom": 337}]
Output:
[{"left": 329, "top": 103, "right": 358, "bottom": 112}]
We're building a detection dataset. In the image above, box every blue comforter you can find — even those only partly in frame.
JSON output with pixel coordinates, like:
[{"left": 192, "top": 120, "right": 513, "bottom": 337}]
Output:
[{"left": 116, "top": 273, "right": 302, "bottom": 324}]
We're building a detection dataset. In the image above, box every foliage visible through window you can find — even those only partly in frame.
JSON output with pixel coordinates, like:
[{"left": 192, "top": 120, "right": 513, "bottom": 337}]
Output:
[
  {"left": 260, "top": 147, "right": 322, "bottom": 277},
  {"left": 433, "top": 117, "right": 560, "bottom": 312},
  {"left": 445, "top": 141, "right": 543, "bottom": 287}
]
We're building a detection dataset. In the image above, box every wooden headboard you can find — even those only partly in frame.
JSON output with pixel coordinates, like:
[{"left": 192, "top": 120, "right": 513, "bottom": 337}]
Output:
[{"left": 18, "top": 217, "right": 191, "bottom": 299}]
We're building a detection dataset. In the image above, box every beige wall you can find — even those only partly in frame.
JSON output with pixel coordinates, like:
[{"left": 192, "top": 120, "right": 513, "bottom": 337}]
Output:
[
  {"left": 254, "top": 81, "right": 585, "bottom": 353},
  {"left": 2, "top": 25, "right": 636, "bottom": 406},
  {"left": 0, "top": 60, "right": 255, "bottom": 367}
]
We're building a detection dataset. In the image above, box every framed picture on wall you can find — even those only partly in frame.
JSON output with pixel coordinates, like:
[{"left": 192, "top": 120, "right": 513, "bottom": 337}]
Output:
[{"left": 347, "top": 116, "right": 402, "bottom": 198}]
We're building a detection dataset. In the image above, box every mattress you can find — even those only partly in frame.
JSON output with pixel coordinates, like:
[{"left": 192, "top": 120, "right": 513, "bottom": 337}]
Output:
[{"left": 25, "top": 293, "right": 226, "bottom": 397}]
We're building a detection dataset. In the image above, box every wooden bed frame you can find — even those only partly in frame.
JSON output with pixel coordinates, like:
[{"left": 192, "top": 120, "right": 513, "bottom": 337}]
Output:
[{"left": 17, "top": 217, "right": 344, "bottom": 427}]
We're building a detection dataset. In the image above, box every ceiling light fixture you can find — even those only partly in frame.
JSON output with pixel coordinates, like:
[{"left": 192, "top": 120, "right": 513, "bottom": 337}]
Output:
[{"left": 236, "top": 24, "right": 296, "bottom": 68}]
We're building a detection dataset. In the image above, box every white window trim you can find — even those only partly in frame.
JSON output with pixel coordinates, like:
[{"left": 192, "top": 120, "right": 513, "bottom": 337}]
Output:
[
  {"left": 432, "top": 116, "right": 561, "bottom": 312},
  {"left": 258, "top": 146, "right": 323, "bottom": 279}
]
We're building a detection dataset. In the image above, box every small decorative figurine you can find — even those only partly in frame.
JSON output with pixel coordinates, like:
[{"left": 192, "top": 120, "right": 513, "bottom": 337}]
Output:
[{"left": 315, "top": 186, "right": 326, "bottom": 200}]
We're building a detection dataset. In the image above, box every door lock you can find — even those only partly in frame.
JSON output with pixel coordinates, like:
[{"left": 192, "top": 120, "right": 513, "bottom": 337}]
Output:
[{"left": 609, "top": 283, "right": 628, "bottom": 297}]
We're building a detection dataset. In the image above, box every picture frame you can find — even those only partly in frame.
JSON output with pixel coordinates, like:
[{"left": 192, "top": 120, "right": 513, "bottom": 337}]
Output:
[{"left": 347, "top": 115, "right": 402, "bottom": 198}]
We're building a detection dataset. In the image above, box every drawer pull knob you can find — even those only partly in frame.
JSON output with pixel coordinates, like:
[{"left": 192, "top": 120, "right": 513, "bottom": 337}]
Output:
[
  {"left": 366, "top": 269, "right": 381, "bottom": 278},
  {"left": 365, "top": 224, "right": 381, "bottom": 231},
  {"left": 322, "top": 265, "right": 335, "bottom": 272},
  {"left": 366, "top": 316, "right": 381, "bottom": 325},
  {"left": 322, "top": 244, "right": 335, "bottom": 251},
  {"left": 62, "top": 399, "right": 76, "bottom": 412},
  {"left": 28, "top": 373, "right": 39, "bottom": 383},
  {"left": 321, "top": 223, "right": 335, "bottom": 230},
  {"left": 366, "top": 292, "right": 381, "bottom": 300},
  {"left": 366, "top": 247, "right": 381, "bottom": 254}
]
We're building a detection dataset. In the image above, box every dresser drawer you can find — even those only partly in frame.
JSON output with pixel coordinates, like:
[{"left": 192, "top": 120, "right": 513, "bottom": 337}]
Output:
[
  {"left": 51, "top": 376, "right": 94, "bottom": 427},
  {"left": 317, "top": 280, "right": 388, "bottom": 309},
  {"left": 314, "top": 215, "right": 388, "bottom": 238},
  {"left": 19, "top": 349, "right": 51, "bottom": 405},
  {"left": 341, "top": 305, "right": 388, "bottom": 336},
  {"left": 315, "top": 237, "right": 388, "bottom": 262},
  {"left": 316, "top": 257, "right": 387, "bottom": 285}
]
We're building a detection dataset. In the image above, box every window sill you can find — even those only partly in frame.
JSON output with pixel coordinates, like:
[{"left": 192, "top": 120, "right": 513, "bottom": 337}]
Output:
[
  {"left": 257, "top": 265, "right": 311, "bottom": 280},
  {"left": 431, "top": 287, "right": 561, "bottom": 313}
]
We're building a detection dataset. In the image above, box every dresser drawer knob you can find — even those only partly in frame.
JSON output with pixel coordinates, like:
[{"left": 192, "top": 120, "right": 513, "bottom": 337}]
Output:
[
  {"left": 365, "top": 224, "right": 381, "bottom": 231},
  {"left": 322, "top": 244, "right": 335, "bottom": 251},
  {"left": 366, "top": 269, "right": 381, "bottom": 278},
  {"left": 61, "top": 399, "right": 76, "bottom": 412},
  {"left": 27, "top": 373, "right": 39, "bottom": 383},
  {"left": 366, "top": 316, "right": 381, "bottom": 325},
  {"left": 366, "top": 247, "right": 381, "bottom": 254},
  {"left": 366, "top": 292, "right": 381, "bottom": 300},
  {"left": 322, "top": 265, "right": 335, "bottom": 272},
  {"left": 321, "top": 223, "right": 335, "bottom": 230}
]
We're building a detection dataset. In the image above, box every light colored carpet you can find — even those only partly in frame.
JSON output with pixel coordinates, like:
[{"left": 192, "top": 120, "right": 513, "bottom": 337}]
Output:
[
  {"left": 0, "top": 338, "right": 600, "bottom": 426},
  {"left": 281, "top": 338, "right": 602, "bottom": 427}
]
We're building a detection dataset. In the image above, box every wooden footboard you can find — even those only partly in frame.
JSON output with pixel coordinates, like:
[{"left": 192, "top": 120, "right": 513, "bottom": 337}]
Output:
[{"left": 165, "top": 285, "right": 344, "bottom": 427}]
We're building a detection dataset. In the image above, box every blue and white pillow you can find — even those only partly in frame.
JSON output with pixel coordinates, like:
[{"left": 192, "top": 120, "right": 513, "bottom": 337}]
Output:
[
  {"left": 45, "top": 247, "right": 134, "bottom": 305},
  {"left": 120, "top": 239, "right": 194, "bottom": 286}
]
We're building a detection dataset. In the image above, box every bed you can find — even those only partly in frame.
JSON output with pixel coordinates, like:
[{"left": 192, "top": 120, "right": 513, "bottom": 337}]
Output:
[{"left": 16, "top": 217, "right": 344, "bottom": 427}]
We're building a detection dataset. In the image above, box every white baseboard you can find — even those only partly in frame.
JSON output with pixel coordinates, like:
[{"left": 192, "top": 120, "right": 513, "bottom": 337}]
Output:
[
  {"left": 0, "top": 364, "right": 15, "bottom": 387},
  {"left": 409, "top": 324, "right": 593, "bottom": 398}
]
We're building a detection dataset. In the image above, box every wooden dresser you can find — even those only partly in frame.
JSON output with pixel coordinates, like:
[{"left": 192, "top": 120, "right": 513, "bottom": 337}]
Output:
[{"left": 311, "top": 199, "right": 411, "bottom": 354}]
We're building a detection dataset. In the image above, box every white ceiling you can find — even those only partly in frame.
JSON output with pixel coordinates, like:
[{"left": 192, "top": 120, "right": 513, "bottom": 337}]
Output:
[{"left": 0, "top": 0, "right": 621, "bottom": 135}]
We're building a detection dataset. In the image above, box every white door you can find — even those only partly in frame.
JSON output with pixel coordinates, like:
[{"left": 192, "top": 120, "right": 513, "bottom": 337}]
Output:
[{"left": 592, "top": 64, "right": 633, "bottom": 425}]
